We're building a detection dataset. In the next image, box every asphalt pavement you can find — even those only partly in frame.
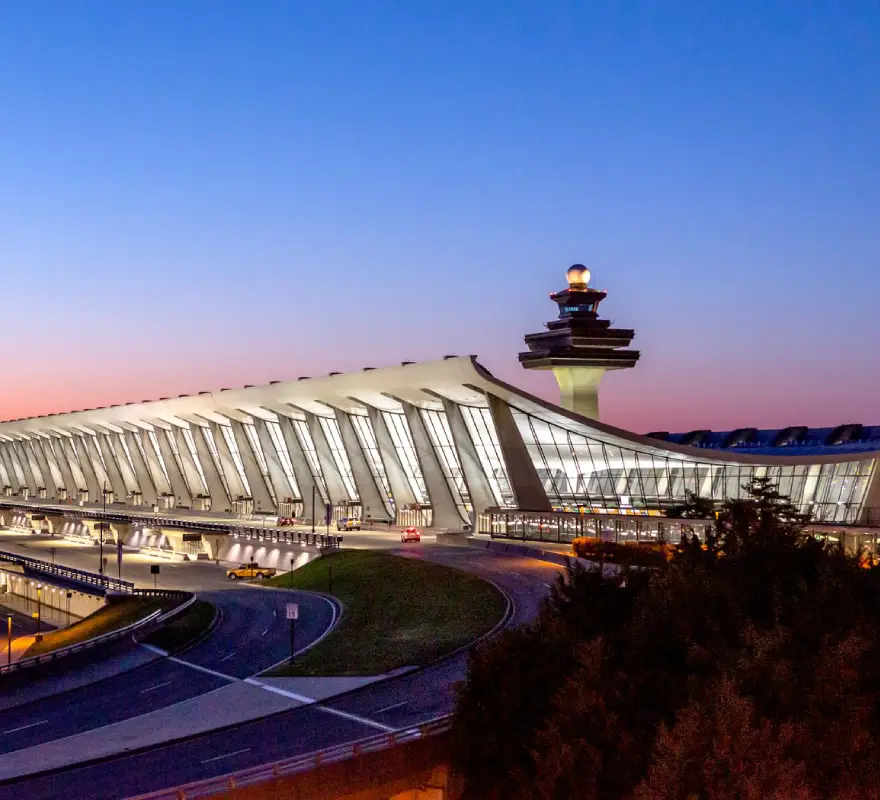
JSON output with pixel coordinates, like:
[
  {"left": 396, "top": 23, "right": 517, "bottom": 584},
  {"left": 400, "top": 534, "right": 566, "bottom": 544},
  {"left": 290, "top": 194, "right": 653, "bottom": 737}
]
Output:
[
  {"left": 0, "top": 588, "right": 335, "bottom": 759},
  {"left": 0, "top": 544, "right": 560, "bottom": 799}
]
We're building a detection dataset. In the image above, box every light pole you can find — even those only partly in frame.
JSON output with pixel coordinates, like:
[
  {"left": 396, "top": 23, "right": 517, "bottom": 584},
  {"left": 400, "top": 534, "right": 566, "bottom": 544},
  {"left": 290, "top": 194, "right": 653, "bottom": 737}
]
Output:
[
  {"left": 35, "top": 586, "right": 41, "bottom": 635},
  {"left": 99, "top": 483, "right": 106, "bottom": 575},
  {"left": 6, "top": 615, "right": 11, "bottom": 666},
  {"left": 310, "top": 485, "right": 316, "bottom": 534}
]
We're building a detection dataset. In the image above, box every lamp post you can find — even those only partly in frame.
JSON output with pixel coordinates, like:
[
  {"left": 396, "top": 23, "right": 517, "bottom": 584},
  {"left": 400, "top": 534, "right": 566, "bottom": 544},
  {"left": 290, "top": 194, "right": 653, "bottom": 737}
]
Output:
[
  {"left": 36, "top": 586, "right": 41, "bottom": 635},
  {"left": 6, "top": 615, "right": 11, "bottom": 666},
  {"left": 99, "top": 483, "right": 106, "bottom": 575},
  {"left": 310, "top": 485, "right": 316, "bottom": 534}
]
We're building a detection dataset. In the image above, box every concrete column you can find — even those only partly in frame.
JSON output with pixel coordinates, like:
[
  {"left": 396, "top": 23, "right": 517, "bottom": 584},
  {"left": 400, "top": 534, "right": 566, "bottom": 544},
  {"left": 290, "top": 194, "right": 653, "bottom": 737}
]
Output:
[
  {"left": 334, "top": 410, "right": 391, "bottom": 520},
  {"left": 367, "top": 408, "right": 417, "bottom": 509},
  {"left": 95, "top": 435, "right": 127, "bottom": 502},
  {"left": 306, "top": 414, "right": 352, "bottom": 505},
  {"left": 84, "top": 435, "right": 113, "bottom": 496},
  {"left": 551, "top": 366, "right": 606, "bottom": 420},
  {"left": 44, "top": 438, "right": 77, "bottom": 498},
  {"left": 18, "top": 440, "right": 45, "bottom": 492},
  {"left": 442, "top": 399, "right": 496, "bottom": 520},
  {"left": 0, "top": 446, "right": 11, "bottom": 490},
  {"left": 124, "top": 430, "right": 158, "bottom": 505},
  {"left": 190, "top": 426, "right": 231, "bottom": 512},
  {"left": 59, "top": 438, "right": 88, "bottom": 494},
  {"left": 154, "top": 428, "right": 192, "bottom": 506},
  {"left": 208, "top": 423, "right": 248, "bottom": 500},
  {"left": 30, "top": 438, "right": 57, "bottom": 497},
  {"left": 102, "top": 435, "right": 139, "bottom": 495},
  {"left": 254, "top": 419, "right": 297, "bottom": 503},
  {"left": 143, "top": 430, "right": 177, "bottom": 497},
  {"left": 230, "top": 420, "right": 274, "bottom": 512},
  {"left": 72, "top": 435, "right": 102, "bottom": 502},
  {"left": 278, "top": 416, "right": 324, "bottom": 516},
  {"left": 485, "top": 394, "right": 551, "bottom": 511},
  {"left": 12, "top": 440, "right": 38, "bottom": 495},
  {"left": 402, "top": 403, "right": 462, "bottom": 529},
  {"left": 172, "top": 427, "right": 208, "bottom": 499},
  {"left": 0, "top": 443, "right": 25, "bottom": 494}
]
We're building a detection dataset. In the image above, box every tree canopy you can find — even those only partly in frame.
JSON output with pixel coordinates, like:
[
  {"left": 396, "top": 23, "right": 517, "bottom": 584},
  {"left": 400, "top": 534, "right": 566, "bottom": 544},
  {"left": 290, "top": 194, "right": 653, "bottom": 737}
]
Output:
[{"left": 452, "top": 479, "right": 880, "bottom": 799}]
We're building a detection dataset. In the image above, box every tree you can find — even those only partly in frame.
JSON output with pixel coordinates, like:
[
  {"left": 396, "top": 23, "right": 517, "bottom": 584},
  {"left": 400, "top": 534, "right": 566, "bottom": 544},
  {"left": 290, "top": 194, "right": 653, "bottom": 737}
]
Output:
[{"left": 451, "top": 481, "right": 880, "bottom": 799}]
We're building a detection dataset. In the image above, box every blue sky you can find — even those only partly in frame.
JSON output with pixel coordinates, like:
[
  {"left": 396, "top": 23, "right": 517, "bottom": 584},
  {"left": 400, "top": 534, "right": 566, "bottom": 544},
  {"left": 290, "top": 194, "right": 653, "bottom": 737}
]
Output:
[{"left": 1, "top": 1, "right": 878, "bottom": 431}]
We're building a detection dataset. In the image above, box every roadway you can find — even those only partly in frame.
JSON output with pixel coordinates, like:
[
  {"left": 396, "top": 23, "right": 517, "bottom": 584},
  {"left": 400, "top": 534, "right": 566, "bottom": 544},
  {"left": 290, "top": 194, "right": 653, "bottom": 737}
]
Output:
[
  {"left": 0, "top": 543, "right": 561, "bottom": 799},
  {"left": 0, "top": 588, "right": 336, "bottom": 758}
]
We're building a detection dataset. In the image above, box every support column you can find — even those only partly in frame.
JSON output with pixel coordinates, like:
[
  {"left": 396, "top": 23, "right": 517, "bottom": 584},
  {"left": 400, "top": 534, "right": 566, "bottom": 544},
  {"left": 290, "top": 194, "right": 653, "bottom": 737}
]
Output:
[
  {"left": 278, "top": 416, "right": 324, "bottom": 517},
  {"left": 306, "top": 414, "right": 351, "bottom": 505},
  {"left": 155, "top": 428, "right": 192, "bottom": 507},
  {"left": 190, "top": 426, "right": 231, "bottom": 512},
  {"left": 61, "top": 438, "right": 89, "bottom": 496},
  {"left": 334, "top": 410, "right": 391, "bottom": 521},
  {"left": 254, "top": 419, "right": 297, "bottom": 504},
  {"left": 367, "top": 408, "right": 417, "bottom": 510},
  {"left": 485, "top": 394, "right": 551, "bottom": 511},
  {"left": 0, "top": 446, "right": 11, "bottom": 491},
  {"left": 401, "top": 403, "right": 462, "bottom": 529},
  {"left": 0, "top": 443, "right": 25, "bottom": 494},
  {"left": 95, "top": 435, "right": 126, "bottom": 502},
  {"left": 44, "top": 438, "right": 77, "bottom": 499},
  {"left": 442, "top": 399, "right": 496, "bottom": 520},
  {"left": 208, "top": 423, "right": 248, "bottom": 500},
  {"left": 102, "top": 435, "right": 140, "bottom": 496},
  {"left": 30, "top": 438, "right": 57, "bottom": 497},
  {"left": 12, "top": 440, "right": 38, "bottom": 495},
  {"left": 84, "top": 435, "right": 113, "bottom": 496},
  {"left": 230, "top": 420, "right": 274, "bottom": 512},
  {"left": 172, "top": 428, "right": 208, "bottom": 500},
  {"left": 124, "top": 430, "right": 158, "bottom": 505},
  {"left": 73, "top": 435, "right": 102, "bottom": 502}
]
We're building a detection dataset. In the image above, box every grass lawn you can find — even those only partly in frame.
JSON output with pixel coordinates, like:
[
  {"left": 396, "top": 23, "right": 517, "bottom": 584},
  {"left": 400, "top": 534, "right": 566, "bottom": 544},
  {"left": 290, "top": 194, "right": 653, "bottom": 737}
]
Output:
[
  {"left": 143, "top": 600, "right": 217, "bottom": 653},
  {"left": 264, "top": 550, "right": 507, "bottom": 677},
  {"left": 24, "top": 596, "right": 168, "bottom": 658}
]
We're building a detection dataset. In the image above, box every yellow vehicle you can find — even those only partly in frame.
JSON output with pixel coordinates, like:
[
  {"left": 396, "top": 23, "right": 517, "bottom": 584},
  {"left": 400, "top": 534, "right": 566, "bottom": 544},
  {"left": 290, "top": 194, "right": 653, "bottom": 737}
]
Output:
[
  {"left": 226, "top": 563, "right": 277, "bottom": 581},
  {"left": 336, "top": 517, "right": 362, "bottom": 531}
]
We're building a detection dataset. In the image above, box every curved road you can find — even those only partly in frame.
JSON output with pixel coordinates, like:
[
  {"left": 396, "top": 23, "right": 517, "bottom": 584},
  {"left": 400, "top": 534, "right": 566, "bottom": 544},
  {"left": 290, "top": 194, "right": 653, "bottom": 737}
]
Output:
[
  {"left": 0, "top": 588, "right": 336, "bottom": 758},
  {"left": 0, "top": 544, "right": 561, "bottom": 799}
]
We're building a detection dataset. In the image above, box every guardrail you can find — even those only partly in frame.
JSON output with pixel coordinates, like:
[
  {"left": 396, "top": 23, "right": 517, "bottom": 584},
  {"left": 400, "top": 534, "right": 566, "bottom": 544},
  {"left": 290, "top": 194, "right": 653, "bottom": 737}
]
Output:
[
  {"left": 130, "top": 716, "right": 453, "bottom": 800},
  {"left": 0, "top": 608, "right": 162, "bottom": 677},
  {"left": 0, "top": 550, "right": 134, "bottom": 594}
]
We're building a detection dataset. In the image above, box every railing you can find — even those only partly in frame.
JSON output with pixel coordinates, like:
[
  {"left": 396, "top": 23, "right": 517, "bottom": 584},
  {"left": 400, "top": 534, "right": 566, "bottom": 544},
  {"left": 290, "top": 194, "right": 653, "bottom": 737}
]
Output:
[
  {"left": 129, "top": 716, "right": 453, "bottom": 800},
  {"left": 0, "top": 550, "right": 135, "bottom": 593},
  {"left": 230, "top": 529, "right": 343, "bottom": 548},
  {"left": 0, "top": 608, "right": 161, "bottom": 677}
]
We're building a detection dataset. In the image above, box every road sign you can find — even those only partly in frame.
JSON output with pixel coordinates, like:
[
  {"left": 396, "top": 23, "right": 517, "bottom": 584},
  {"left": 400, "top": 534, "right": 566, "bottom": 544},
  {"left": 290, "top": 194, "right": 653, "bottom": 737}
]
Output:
[
  {"left": 150, "top": 565, "right": 160, "bottom": 575},
  {"left": 324, "top": 503, "right": 332, "bottom": 525},
  {"left": 286, "top": 603, "right": 299, "bottom": 620}
]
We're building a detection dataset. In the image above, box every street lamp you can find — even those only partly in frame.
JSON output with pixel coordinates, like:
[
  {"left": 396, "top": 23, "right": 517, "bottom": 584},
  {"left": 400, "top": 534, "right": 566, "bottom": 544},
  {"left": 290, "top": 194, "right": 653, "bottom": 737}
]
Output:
[
  {"left": 36, "top": 586, "right": 41, "bottom": 635},
  {"left": 6, "top": 614, "right": 11, "bottom": 666}
]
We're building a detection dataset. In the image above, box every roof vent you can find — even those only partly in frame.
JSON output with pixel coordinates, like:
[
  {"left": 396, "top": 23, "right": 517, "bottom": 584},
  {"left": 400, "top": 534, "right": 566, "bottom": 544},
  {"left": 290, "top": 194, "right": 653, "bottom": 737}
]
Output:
[
  {"left": 771, "top": 426, "right": 808, "bottom": 447},
  {"left": 722, "top": 428, "right": 757, "bottom": 448},
  {"left": 244, "top": 385, "right": 254, "bottom": 388},
  {"left": 198, "top": 391, "right": 210, "bottom": 395},
  {"left": 443, "top": 355, "right": 457, "bottom": 360},
  {"left": 362, "top": 367, "right": 376, "bottom": 371},
  {"left": 680, "top": 429, "right": 710, "bottom": 446},
  {"left": 298, "top": 377, "right": 310, "bottom": 381},
  {"left": 329, "top": 372, "right": 341, "bottom": 376},
  {"left": 401, "top": 361, "right": 415, "bottom": 366},
  {"left": 828, "top": 424, "right": 864, "bottom": 445},
  {"left": 269, "top": 381, "right": 281, "bottom": 385}
]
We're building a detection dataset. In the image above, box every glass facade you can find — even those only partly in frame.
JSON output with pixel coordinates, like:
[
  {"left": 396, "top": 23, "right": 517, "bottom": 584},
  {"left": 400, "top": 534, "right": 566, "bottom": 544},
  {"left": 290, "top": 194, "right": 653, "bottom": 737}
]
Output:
[
  {"left": 349, "top": 414, "right": 394, "bottom": 513},
  {"left": 219, "top": 425, "right": 252, "bottom": 497},
  {"left": 147, "top": 431, "right": 172, "bottom": 489},
  {"left": 201, "top": 427, "right": 232, "bottom": 500},
  {"left": 512, "top": 408, "right": 873, "bottom": 523},
  {"left": 242, "top": 422, "right": 276, "bottom": 504},
  {"left": 460, "top": 406, "right": 515, "bottom": 507},
  {"left": 420, "top": 408, "right": 472, "bottom": 520},
  {"left": 42, "top": 437, "right": 65, "bottom": 488},
  {"left": 381, "top": 412, "right": 429, "bottom": 504},
  {"left": 318, "top": 417, "right": 359, "bottom": 501},
  {"left": 265, "top": 420, "right": 300, "bottom": 500},
  {"left": 181, "top": 428, "right": 209, "bottom": 495},
  {"left": 291, "top": 419, "right": 329, "bottom": 501}
]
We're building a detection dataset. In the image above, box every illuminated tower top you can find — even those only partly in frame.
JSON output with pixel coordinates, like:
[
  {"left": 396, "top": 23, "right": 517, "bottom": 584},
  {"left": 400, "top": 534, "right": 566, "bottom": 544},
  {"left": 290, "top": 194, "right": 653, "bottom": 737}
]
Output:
[{"left": 518, "top": 264, "right": 640, "bottom": 419}]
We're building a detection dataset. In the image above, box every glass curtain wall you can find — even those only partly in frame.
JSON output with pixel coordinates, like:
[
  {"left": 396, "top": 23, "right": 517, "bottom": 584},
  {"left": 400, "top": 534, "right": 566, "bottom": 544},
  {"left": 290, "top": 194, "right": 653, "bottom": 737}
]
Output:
[
  {"left": 318, "top": 417, "right": 359, "bottom": 500},
  {"left": 459, "top": 406, "right": 515, "bottom": 507},
  {"left": 419, "top": 408, "right": 472, "bottom": 520},
  {"left": 381, "top": 412, "right": 429, "bottom": 504},
  {"left": 511, "top": 408, "right": 874, "bottom": 523},
  {"left": 242, "top": 422, "right": 277, "bottom": 505},
  {"left": 201, "top": 427, "right": 232, "bottom": 500},
  {"left": 181, "top": 428, "right": 209, "bottom": 495},
  {"left": 219, "top": 425, "right": 252, "bottom": 497},
  {"left": 265, "top": 420, "right": 300, "bottom": 500},
  {"left": 291, "top": 419, "right": 329, "bottom": 501},
  {"left": 349, "top": 415, "right": 394, "bottom": 513}
]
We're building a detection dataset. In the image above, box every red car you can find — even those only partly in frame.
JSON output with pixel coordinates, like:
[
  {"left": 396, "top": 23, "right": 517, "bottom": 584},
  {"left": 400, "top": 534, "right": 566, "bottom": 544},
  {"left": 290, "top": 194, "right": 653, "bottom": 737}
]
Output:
[{"left": 400, "top": 527, "right": 421, "bottom": 543}]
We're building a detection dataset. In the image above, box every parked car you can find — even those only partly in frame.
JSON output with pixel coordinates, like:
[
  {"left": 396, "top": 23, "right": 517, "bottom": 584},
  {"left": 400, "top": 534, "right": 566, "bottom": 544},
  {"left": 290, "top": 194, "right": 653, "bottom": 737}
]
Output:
[
  {"left": 401, "top": 527, "right": 421, "bottom": 543},
  {"left": 337, "top": 517, "right": 362, "bottom": 531},
  {"left": 226, "top": 563, "right": 277, "bottom": 581}
]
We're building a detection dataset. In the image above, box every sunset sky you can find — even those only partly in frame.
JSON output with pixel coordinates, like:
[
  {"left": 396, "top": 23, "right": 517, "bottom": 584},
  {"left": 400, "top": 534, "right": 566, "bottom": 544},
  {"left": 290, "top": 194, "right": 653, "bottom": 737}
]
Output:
[{"left": 1, "top": 1, "right": 878, "bottom": 433}]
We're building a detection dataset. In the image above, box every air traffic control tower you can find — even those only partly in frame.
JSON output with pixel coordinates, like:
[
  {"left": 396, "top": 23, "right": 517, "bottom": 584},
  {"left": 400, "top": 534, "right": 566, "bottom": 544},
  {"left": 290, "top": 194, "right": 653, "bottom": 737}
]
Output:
[{"left": 519, "top": 265, "right": 640, "bottom": 420}]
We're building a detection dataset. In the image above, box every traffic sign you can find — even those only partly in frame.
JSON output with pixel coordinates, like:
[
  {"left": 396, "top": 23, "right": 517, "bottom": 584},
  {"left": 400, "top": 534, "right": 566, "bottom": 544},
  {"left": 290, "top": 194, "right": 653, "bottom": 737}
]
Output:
[{"left": 286, "top": 603, "right": 299, "bottom": 620}]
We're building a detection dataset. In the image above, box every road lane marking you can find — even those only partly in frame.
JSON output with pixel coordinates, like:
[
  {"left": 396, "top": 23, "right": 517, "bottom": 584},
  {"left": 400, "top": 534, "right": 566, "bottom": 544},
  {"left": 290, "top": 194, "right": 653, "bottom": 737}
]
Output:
[
  {"left": 261, "top": 628, "right": 268, "bottom": 637},
  {"left": 2, "top": 720, "right": 48, "bottom": 735},
  {"left": 243, "top": 678, "right": 314, "bottom": 703},
  {"left": 200, "top": 748, "right": 251, "bottom": 764},
  {"left": 374, "top": 701, "right": 408, "bottom": 714},
  {"left": 219, "top": 651, "right": 237, "bottom": 662},
  {"left": 140, "top": 681, "right": 172, "bottom": 694},
  {"left": 164, "top": 656, "right": 237, "bottom": 682},
  {"left": 318, "top": 706, "right": 396, "bottom": 732},
  {"left": 542, "top": 582, "right": 552, "bottom": 588}
]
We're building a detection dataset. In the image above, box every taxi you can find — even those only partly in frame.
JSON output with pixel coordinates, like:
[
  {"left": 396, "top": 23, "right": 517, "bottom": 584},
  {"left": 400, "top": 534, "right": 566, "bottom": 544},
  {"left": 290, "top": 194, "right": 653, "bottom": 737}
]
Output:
[{"left": 226, "top": 563, "right": 277, "bottom": 581}]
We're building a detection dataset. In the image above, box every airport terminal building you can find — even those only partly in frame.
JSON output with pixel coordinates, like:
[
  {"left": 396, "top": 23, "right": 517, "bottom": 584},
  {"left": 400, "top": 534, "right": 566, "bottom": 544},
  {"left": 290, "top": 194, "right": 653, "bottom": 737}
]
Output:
[{"left": 0, "top": 267, "right": 876, "bottom": 548}]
